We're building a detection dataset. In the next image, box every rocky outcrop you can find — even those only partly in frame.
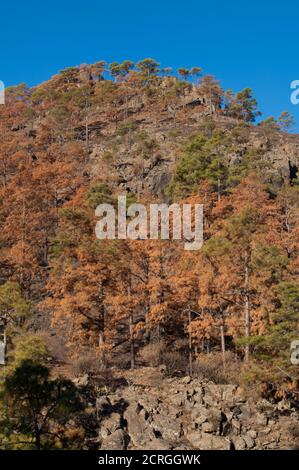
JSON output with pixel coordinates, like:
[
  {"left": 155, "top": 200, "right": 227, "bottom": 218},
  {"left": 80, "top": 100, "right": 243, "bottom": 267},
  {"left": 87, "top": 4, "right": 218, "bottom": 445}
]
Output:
[
  {"left": 83, "top": 371, "right": 299, "bottom": 450},
  {"left": 88, "top": 116, "right": 299, "bottom": 198}
]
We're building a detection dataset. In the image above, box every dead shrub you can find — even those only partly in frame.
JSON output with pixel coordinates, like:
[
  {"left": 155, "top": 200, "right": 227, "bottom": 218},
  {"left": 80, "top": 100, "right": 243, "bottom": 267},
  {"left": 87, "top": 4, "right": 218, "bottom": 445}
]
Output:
[
  {"left": 172, "top": 338, "right": 189, "bottom": 352},
  {"left": 163, "top": 351, "right": 188, "bottom": 376},
  {"left": 38, "top": 330, "right": 67, "bottom": 363},
  {"left": 193, "top": 351, "right": 241, "bottom": 384},
  {"left": 71, "top": 351, "right": 105, "bottom": 377},
  {"left": 139, "top": 341, "right": 167, "bottom": 367},
  {"left": 139, "top": 342, "right": 188, "bottom": 376}
]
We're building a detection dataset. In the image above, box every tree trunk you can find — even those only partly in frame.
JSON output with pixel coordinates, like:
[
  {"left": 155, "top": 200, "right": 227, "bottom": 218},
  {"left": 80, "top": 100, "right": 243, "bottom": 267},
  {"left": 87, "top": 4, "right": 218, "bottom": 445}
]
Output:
[
  {"left": 244, "top": 255, "right": 251, "bottom": 362},
  {"left": 85, "top": 115, "right": 89, "bottom": 149},
  {"left": 217, "top": 177, "right": 221, "bottom": 202},
  {"left": 220, "top": 322, "right": 226, "bottom": 371},
  {"left": 99, "top": 331, "right": 105, "bottom": 366},
  {"left": 188, "top": 307, "right": 193, "bottom": 376},
  {"left": 129, "top": 313, "right": 135, "bottom": 369},
  {"left": 43, "top": 236, "right": 48, "bottom": 266},
  {"left": 156, "top": 324, "right": 161, "bottom": 343},
  {"left": 124, "top": 95, "right": 128, "bottom": 120},
  {"left": 127, "top": 273, "right": 135, "bottom": 370},
  {"left": 98, "top": 284, "right": 106, "bottom": 367},
  {"left": 35, "top": 425, "right": 41, "bottom": 450}
]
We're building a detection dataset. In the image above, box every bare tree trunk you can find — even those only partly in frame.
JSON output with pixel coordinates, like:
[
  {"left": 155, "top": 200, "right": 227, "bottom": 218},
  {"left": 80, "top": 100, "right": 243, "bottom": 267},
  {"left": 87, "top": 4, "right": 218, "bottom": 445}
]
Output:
[
  {"left": 124, "top": 95, "right": 128, "bottom": 120},
  {"left": 209, "top": 86, "right": 213, "bottom": 113},
  {"left": 157, "top": 324, "right": 161, "bottom": 343},
  {"left": 220, "top": 322, "right": 226, "bottom": 371},
  {"left": 35, "top": 424, "right": 41, "bottom": 450},
  {"left": 98, "top": 284, "right": 106, "bottom": 367},
  {"left": 188, "top": 307, "right": 193, "bottom": 376},
  {"left": 85, "top": 114, "right": 89, "bottom": 150},
  {"left": 244, "top": 255, "right": 250, "bottom": 362},
  {"left": 99, "top": 331, "right": 105, "bottom": 366},
  {"left": 129, "top": 313, "right": 135, "bottom": 369},
  {"left": 217, "top": 177, "right": 221, "bottom": 203},
  {"left": 127, "top": 280, "right": 135, "bottom": 369},
  {"left": 43, "top": 236, "right": 49, "bottom": 266}
]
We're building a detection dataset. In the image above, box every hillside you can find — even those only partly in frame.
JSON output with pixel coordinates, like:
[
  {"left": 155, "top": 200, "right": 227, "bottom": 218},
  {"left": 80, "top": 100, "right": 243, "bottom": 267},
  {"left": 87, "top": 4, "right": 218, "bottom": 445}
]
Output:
[
  {"left": 0, "top": 60, "right": 298, "bottom": 450},
  {"left": 83, "top": 368, "right": 299, "bottom": 450}
]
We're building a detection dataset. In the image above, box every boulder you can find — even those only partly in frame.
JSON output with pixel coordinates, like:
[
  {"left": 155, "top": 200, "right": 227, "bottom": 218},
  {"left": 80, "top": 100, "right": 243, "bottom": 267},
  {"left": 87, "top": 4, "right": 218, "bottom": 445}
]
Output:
[
  {"left": 181, "top": 376, "right": 192, "bottom": 384},
  {"left": 101, "top": 429, "right": 127, "bottom": 450},
  {"left": 192, "top": 406, "right": 223, "bottom": 434},
  {"left": 187, "top": 432, "right": 231, "bottom": 450},
  {"left": 204, "top": 384, "right": 222, "bottom": 402},
  {"left": 239, "top": 405, "right": 252, "bottom": 420},
  {"left": 124, "top": 403, "right": 154, "bottom": 446},
  {"left": 100, "top": 412, "right": 121, "bottom": 438},
  {"left": 276, "top": 399, "right": 291, "bottom": 412},
  {"left": 169, "top": 394, "right": 184, "bottom": 407},
  {"left": 233, "top": 436, "right": 246, "bottom": 450},
  {"left": 142, "top": 438, "right": 172, "bottom": 450},
  {"left": 151, "top": 413, "right": 182, "bottom": 441},
  {"left": 221, "top": 384, "right": 237, "bottom": 402},
  {"left": 201, "top": 422, "right": 214, "bottom": 433},
  {"left": 259, "top": 427, "right": 271, "bottom": 436},
  {"left": 191, "top": 404, "right": 210, "bottom": 425},
  {"left": 248, "top": 429, "right": 257, "bottom": 439},
  {"left": 256, "top": 413, "right": 268, "bottom": 426},
  {"left": 231, "top": 418, "right": 242, "bottom": 435},
  {"left": 244, "top": 435, "right": 255, "bottom": 449},
  {"left": 96, "top": 396, "right": 112, "bottom": 417},
  {"left": 73, "top": 374, "right": 89, "bottom": 387}
]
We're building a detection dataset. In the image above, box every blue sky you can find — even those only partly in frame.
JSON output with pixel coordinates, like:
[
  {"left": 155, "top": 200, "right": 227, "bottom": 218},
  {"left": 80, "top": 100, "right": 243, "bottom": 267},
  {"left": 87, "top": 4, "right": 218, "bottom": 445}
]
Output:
[{"left": 1, "top": 0, "right": 299, "bottom": 130}]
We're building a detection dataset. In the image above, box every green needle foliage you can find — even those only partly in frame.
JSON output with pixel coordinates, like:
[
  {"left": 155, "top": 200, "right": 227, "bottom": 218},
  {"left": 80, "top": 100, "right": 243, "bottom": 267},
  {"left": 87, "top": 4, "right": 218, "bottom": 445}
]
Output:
[{"left": 0, "top": 360, "right": 81, "bottom": 450}]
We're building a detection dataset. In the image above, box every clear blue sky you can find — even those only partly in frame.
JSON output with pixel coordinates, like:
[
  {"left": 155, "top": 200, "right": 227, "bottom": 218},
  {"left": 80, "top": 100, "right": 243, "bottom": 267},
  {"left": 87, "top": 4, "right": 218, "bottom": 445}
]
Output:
[{"left": 1, "top": 0, "right": 299, "bottom": 130}]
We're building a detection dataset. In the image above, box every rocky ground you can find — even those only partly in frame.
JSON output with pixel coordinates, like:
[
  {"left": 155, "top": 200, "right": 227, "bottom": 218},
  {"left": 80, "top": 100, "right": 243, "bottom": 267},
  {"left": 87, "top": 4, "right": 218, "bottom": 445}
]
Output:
[{"left": 75, "top": 368, "right": 299, "bottom": 450}]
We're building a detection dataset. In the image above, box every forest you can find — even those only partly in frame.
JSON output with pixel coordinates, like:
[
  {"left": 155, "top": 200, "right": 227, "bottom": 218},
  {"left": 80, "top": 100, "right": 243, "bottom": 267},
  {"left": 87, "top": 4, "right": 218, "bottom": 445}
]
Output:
[{"left": 0, "top": 58, "right": 298, "bottom": 449}]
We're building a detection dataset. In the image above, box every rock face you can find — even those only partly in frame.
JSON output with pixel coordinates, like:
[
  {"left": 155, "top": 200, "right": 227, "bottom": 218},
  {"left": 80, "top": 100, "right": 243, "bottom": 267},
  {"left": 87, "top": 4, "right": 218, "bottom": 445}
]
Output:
[
  {"left": 87, "top": 105, "right": 299, "bottom": 199},
  {"left": 85, "top": 370, "right": 299, "bottom": 450}
]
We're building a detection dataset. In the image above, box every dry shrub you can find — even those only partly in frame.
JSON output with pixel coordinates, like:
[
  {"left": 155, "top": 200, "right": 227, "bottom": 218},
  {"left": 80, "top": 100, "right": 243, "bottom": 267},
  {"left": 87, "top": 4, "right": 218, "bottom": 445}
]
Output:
[
  {"left": 139, "top": 341, "right": 167, "bottom": 367},
  {"left": 71, "top": 351, "right": 105, "bottom": 377},
  {"left": 193, "top": 351, "right": 241, "bottom": 384},
  {"left": 140, "top": 341, "right": 188, "bottom": 376},
  {"left": 172, "top": 338, "right": 189, "bottom": 352},
  {"left": 110, "top": 353, "right": 131, "bottom": 370},
  {"left": 39, "top": 331, "right": 68, "bottom": 363},
  {"left": 163, "top": 351, "right": 188, "bottom": 376}
]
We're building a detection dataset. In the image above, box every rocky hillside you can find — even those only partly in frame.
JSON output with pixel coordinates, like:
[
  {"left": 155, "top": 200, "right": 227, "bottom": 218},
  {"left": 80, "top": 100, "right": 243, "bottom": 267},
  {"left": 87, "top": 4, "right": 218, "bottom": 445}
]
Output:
[
  {"left": 3, "top": 65, "right": 299, "bottom": 200},
  {"left": 88, "top": 108, "right": 299, "bottom": 199},
  {"left": 76, "top": 368, "right": 299, "bottom": 450}
]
